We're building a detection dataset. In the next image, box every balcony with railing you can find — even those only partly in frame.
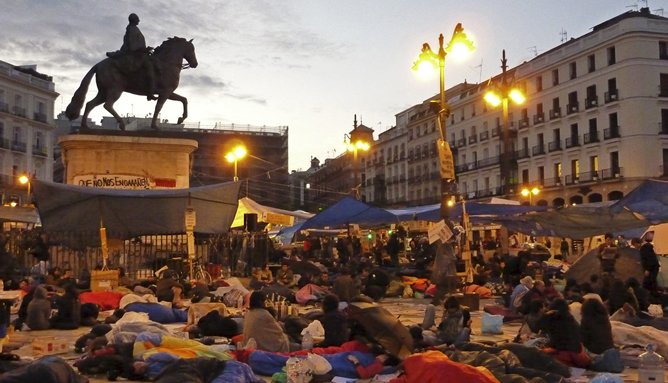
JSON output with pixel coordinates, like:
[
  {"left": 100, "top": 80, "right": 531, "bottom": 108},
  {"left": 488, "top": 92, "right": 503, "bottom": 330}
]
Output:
[
  {"left": 455, "top": 161, "right": 477, "bottom": 173},
  {"left": 533, "top": 113, "right": 545, "bottom": 125},
  {"left": 479, "top": 131, "right": 489, "bottom": 142},
  {"left": 567, "top": 103, "right": 579, "bottom": 115},
  {"left": 548, "top": 140, "right": 562, "bottom": 152},
  {"left": 12, "top": 106, "right": 26, "bottom": 118},
  {"left": 604, "top": 126, "right": 620, "bottom": 140},
  {"left": 491, "top": 126, "right": 500, "bottom": 138},
  {"left": 543, "top": 176, "right": 563, "bottom": 188},
  {"left": 0, "top": 102, "right": 8, "bottom": 114},
  {"left": 477, "top": 155, "right": 500, "bottom": 169},
  {"left": 585, "top": 97, "right": 599, "bottom": 109},
  {"left": 33, "top": 112, "right": 47, "bottom": 124},
  {"left": 583, "top": 131, "right": 599, "bottom": 144},
  {"left": 601, "top": 167, "right": 623, "bottom": 180},
  {"left": 32, "top": 145, "right": 47, "bottom": 157},
  {"left": 564, "top": 174, "right": 579, "bottom": 185},
  {"left": 518, "top": 118, "right": 530, "bottom": 129},
  {"left": 11, "top": 141, "right": 26, "bottom": 153},
  {"left": 407, "top": 154, "right": 414, "bottom": 163},
  {"left": 399, "top": 174, "right": 406, "bottom": 182},
  {"left": 468, "top": 135, "right": 477, "bottom": 145},
  {"left": 549, "top": 108, "right": 562, "bottom": 120},
  {"left": 457, "top": 138, "right": 467, "bottom": 148},
  {"left": 660, "top": 85, "right": 668, "bottom": 97},
  {"left": 449, "top": 140, "right": 457, "bottom": 149},
  {"left": 0, "top": 139, "right": 9, "bottom": 150},
  {"left": 430, "top": 171, "right": 440, "bottom": 180},
  {"left": 604, "top": 89, "right": 619, "bottom": 103},
  {"left": 532, "top": 144, "right": 546, "bottom": 156},
  {"left": 515, "top": 147, "right": 530, "bottom": 160},
  {"left": 578, "top": 170, "right": 599, "bottom": 183},
  {"left": 565, "top": 136, "right": 580, "bottom": 148}
]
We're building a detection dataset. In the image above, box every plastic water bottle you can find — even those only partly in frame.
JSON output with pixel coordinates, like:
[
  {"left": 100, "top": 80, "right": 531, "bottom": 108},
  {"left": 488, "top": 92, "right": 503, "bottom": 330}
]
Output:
[
  {"left": 286, "top": 353, "right": 299, "bottom": 383},
  {"left": 301, "top": 331, "right": 314, "bottom": 351},
  {"left": 639, "top": 344, "right": 665, "bottom": 383}
]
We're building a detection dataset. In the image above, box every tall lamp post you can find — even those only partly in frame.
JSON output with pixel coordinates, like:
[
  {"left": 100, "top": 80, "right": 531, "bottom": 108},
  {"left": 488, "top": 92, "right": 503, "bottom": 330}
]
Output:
[
  {"left": 344, "top": 134, "right": 370, "bottom": 199},
  {"left": 19, "top": 175, "right": 30, "bottom": 206},
  {"left": 225, "top": 146, "right": 247, "bottom": 181},
  {"left": 484, "top": 50, "right": 526, "bottom": 195},
  {"left": 521, "top": 187, "right": 540, "bottom": 205},
  {"left": 413, "top": 23, "right": 475, "bottom": 222}
]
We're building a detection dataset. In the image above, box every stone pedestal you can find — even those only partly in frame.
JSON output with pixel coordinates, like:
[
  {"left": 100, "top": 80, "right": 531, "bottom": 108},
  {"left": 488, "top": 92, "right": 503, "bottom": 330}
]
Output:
[{"left": 58, "top": 134, "right": 198, "bottom": 189}]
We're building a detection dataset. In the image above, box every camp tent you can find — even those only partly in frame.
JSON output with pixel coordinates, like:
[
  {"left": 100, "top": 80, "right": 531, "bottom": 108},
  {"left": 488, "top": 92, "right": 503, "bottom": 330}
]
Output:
[
  {"left": 299, "top": 196, "right": 399, "bottom": 230},
  {"left": 231, "top": 197, "right": 314, "bottom": 228},
  {"left": 0, "top": 206, "right": 40, "bottom": 224},
  {"left": 610, "top": 179, "right": 668, "bottom": 223},
  {"left": 32, "top": 180, "right": 241, "bottom": 237}
]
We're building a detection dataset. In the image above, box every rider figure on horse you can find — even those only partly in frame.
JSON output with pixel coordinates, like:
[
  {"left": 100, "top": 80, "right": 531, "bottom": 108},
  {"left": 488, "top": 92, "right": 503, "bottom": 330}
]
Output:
[{"left": 107, "top": 13, "right": 156, "bottom": 100}]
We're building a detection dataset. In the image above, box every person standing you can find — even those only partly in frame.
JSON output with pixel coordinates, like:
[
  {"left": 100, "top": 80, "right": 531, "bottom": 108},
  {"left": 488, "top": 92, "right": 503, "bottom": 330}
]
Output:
[
  {"left": 598, "top": 233, "right": 621, "bottom": 276},
  {"left": 386, "top": 234, "right": 400, "bottom": 268},
  {"left": 560, "top": 238, "right": 569, "bottom": 258},
  {"left": 640, "top": 238, "right": 660, "bottom": 294}
]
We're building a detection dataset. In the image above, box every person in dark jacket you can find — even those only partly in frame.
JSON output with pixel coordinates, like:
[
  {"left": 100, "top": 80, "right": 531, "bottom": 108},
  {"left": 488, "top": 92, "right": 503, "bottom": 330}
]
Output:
[
  {"left": 518, "top": 280, "right": 546, "bottom": 315},
  {"left": 580, "top": 298, "right": 615, "bottom": 355},
  {"left": 537, "top": 298, "right": 583, "bottom": 353},
  {"left": 332, "top": 267, "right": 356, "bottom": 303},
  {"left": 50, "top": 283, "right": 81, "bottom": 330},
  {"left": 317, "top": 294, "right": 349, "bottom": 348},
  {"left": 386, "top": 234, "right": 401, "bottom": 267},
  {"left": 640, "top": 238, "right": 660, "bottom": 294},
  {"left": 626, "top": 277, "right": 651, "bottom": 312},
  {"left": 607, "top": 279, "right": 639, "bottom": 315},
  {"left": 26, "top": 285, "right": 51, "bottom": 330},
  {"left": 503, "top": 251, "right": 530, "bottom": 286}
]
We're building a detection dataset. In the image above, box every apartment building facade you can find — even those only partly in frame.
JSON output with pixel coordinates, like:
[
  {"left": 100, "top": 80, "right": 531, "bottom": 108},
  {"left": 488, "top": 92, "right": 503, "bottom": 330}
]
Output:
[
  {"left": 0, "top": 60, "right": 56, "bottom": 205},
  {"left": 448, "top": 8, "right": 668, "bottom": 206}
]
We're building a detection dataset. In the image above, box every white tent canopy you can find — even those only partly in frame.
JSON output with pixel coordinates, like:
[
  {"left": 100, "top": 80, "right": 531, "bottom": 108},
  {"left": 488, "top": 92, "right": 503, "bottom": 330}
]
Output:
[{"left": 232, "top": 197, "right": 313, "bottom": 228}]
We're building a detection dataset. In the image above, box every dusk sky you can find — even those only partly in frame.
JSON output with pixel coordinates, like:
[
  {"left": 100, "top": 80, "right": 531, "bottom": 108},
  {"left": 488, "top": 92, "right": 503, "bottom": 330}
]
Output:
[{"left": 0, "top": 0, "right": 656, "bottom": 172}]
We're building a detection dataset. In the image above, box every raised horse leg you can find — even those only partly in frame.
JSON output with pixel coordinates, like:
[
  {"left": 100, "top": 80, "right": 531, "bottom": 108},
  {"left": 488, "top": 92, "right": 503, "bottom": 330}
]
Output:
[
  {"left": 80, "top": 92, "right": 105, "bottom": 130},
  {"left": 168, "top": 93, "right": 188, "bottom": 124},
  {"left": 103, "top": 89, "right": 127, "bottom": 131},
  {"left": 151, "top": 94, "right": 169, "bottom": 130}
]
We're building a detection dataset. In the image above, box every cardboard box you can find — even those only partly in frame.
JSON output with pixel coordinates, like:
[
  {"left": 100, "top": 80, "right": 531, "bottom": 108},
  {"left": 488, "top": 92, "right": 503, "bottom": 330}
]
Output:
[
  {"left": 32, "top": 337, "right": 68, "bottom": 355},
  {"left": 91, "top": 269, "right": 119, "bottom": 292}
]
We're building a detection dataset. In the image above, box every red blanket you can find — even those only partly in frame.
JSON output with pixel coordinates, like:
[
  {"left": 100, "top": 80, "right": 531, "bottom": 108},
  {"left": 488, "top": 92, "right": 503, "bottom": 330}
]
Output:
[
  {"left": 79, "top": 291, "right": 125, "bottom": 311},
  {"left": 389, "top": 351, "right": 500, "bottom": 383}
]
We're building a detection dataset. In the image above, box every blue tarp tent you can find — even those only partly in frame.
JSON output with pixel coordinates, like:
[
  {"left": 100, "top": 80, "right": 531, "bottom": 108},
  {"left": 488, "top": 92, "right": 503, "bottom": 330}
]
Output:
[
  {"left": 610, "top": 179, "right": 668, "bottom": 223},
  {"left": 387, "top": 201, "right": 549, "bottom": 223},
  {"left": 299, "top": 196, "right": 399, "bottom": 230}
]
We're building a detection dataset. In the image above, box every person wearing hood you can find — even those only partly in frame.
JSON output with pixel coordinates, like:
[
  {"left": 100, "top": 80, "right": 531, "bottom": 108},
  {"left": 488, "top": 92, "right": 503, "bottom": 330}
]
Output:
[
  {"left": 509, "top": 276, "right": 533, "bottom": 314},
  {"left": 50, "top": 283, "right": 82, "bottom": 330},
  {"left": 26, "top": 285, "right": 51, "bottom": 330}
]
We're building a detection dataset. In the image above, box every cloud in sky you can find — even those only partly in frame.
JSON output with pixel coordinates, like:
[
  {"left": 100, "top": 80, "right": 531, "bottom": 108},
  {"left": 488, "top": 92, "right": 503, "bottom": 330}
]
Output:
[{"left": 0, "top": 0, "right": 642, "bottom": 172}]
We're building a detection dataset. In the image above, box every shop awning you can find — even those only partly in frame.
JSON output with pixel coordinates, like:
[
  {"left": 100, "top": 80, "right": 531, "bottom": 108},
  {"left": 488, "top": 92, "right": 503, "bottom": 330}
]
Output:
[{"left": 32, "top": 180, "right": 241, "bottom": 236}]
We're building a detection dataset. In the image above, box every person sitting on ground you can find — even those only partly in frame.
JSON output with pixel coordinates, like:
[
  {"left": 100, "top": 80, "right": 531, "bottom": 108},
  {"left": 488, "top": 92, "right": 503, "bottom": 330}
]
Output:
[
  {"left": 435, "top": 296, "right": 472, "bottom": 345},
  {"left": 509, "top": 276, "right": 533, "bottom": 314},
  {"left": 562, "top": 278, "right": 581, "bottom": 303},
  {"left": 607, "top": 279, "right": 639, "bottom": 315},
  {"left": 50, "top": 283, "right": 82, "bottom": 330},
  {"left": 353, "top": 268, "right": 370, "bottom": 296},
  {"left": 19, "top": 278, "right": 33, "bottom": 294},
  {"left": 589, "top": 274, "right": 602, "bottom": 295},
  {"left": 626, "top": 277, "right": 650, "bottom": 312},
  {"left": 117, "top": 267, "right": 134, "bottom": 288},
  {"left": 578, "top": 282, "right": 602, "bottom": 302},
  {"left": 55, "top": 269, "right": 76, "bottom": 288},
  {"left": 516, "top": 299, "right": 546, "bottom": 342},
  {"left": 242, "top": 291, "right": 293, "bottom": 353},
  {"left": 315, "top": 272, "right": 333, "bottom": 288},
  {"left": 259, "top": 263, "right": 273, "bottom": 284},
  {"left": 26, "top": 285, "right": 51, "bottom": 330},
  {"left": 332, "top": 267, "right": 356, "bottom": 303},
  {"left": 365, "top": 268, "right": 390, "bottom": 301},
  {"left": 537, "top": 298, "right": 590, "bottom": 368},
  {"left": 518, "top": 280, "right": 545, "bottom": 315},
  {"left": 276, "top": 263, "right": 295, "bottom": 288},
  {"left": 155, "top": 271, "right": 184, "bottom": 308},
  {"left": 580, "top": 298, "right": 615, "bottom": 355},
  {"left": 317, "top": 294, "right": 350, "bottom": 348}
]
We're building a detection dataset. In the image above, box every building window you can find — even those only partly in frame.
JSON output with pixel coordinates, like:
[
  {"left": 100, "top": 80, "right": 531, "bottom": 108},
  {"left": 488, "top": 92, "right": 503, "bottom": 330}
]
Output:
[
  {"left": 538, "top": 166, "right": 544, "bottom": 181},
  {"left": 35, "top": 131, "right": 43, "bottom": 148},
  {"left": 661, "top": 74, "right": 668, "bottom": 96},
  {"left": 408, "top": 129, "right": 413, "bottom": 140},
  {"left": 660, "top": 41, "right": 668, "bottom": 60},
  {"left": 590, "top": 156, "right": 599, "bottom": 172},
  {"left": 610, "top": 151, "right": 619, "bottom": 171},
  {"left": 431, "top": 122, "right": 436, "bottom": 132},
  {"left": 522, "top": 169, "right": 529, "bottom": 185},
  {"left": 536, "top": 76, "right": 543, "bottom": 92},
  {"left": 607, "top": 46, "right": 616, "bottom": 65},
  {"left": 587, "top": 54, "right": 596, "bottom": 73},
  {"left": 551, "top": 69, "right": 559, "bottom": 86},
  {"left": 609, "top": 112, "right": 618, "bottom": 128},
  {"left": 571, "top": 159, "right": 579, "bottom": 178},
  {"left": 554, "top": 163, "right": 562, "bottom": 177},
  {"left": 569, "top": 62, "right": 577, "bottom": 80},
  {"left": 12, "top": 127, "right": 20, "bottom": 143}
]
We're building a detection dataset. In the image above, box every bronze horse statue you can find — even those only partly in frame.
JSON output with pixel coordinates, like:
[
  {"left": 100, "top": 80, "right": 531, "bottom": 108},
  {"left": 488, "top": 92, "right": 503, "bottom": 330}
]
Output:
[{"left": 66, "top": 37, "right": 198, "bottom": 130}]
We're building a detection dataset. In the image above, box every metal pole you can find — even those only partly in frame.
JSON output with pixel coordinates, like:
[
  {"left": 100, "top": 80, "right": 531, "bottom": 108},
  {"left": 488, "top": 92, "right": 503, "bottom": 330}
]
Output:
[
  {"left": 353, "top": 147, "right": 358, "bottom": 198},
  {"left": 234, "top": 159, "right": 238, "bottom": 182},
  {"left": 438, "top": 33, "right": 450, "bottom": 222}
]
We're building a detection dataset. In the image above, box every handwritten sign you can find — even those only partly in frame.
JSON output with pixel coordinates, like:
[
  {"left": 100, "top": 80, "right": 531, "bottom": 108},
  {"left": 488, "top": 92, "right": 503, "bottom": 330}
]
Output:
[
  {"left": 437, "top": 139, "right": 455, "bottom": 180},
  {"left": 74, "top": 174, "right": 154, "bottom": 189},
  {"left": 428, "top": 220, "right": 454, "bottom": 244}
]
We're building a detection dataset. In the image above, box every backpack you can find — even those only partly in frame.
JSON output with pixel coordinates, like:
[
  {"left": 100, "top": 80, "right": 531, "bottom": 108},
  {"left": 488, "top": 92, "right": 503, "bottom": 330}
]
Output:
[{"left": 513, "top": 289, "right": 529, "bottom": 310}]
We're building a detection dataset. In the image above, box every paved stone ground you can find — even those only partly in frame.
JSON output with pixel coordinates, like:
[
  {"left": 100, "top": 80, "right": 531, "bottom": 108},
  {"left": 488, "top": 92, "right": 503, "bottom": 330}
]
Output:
[{"left": 5, "top": 296, "right": 654, "bottom": 382}]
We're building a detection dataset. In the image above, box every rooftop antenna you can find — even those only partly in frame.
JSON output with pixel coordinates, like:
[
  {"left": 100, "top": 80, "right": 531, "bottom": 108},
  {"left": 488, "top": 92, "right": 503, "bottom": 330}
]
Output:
[
  {"left": 627, "top": 3, "right": 639, "bottom": 11},
  {"left": 527, "top": 46, "right": 540, "bottom": 57},
  {"left": 560, "top": 28, "right": 568, "bottom": 43},
  {"left": 470, "top": 59, "right": 483, "bottom": 83},
  {"left": 638, "top": 0, "right": 648, "bottom": 8},
  {"left": 654, "top": 8, "right": 664, "bottom": 15}
]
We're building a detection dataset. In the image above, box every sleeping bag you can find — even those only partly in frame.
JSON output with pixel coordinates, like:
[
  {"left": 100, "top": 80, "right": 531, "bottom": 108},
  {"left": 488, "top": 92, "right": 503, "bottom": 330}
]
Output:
[{"left": 125, "top": 302, "right": 188, "bottom": 323}]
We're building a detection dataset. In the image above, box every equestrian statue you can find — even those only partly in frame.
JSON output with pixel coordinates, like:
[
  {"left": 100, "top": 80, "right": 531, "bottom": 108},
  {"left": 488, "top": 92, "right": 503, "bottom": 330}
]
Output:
[{"left": 65, "top": 13, "right": 198, "bottom": 131}]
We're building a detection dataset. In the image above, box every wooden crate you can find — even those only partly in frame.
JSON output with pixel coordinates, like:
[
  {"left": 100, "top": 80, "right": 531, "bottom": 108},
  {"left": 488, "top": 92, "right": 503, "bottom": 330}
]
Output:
[
  {"left": 91, "top": 269, "right": 119, "bottom": 292},
  {"left": 32, "top": 337, "right": 68, "bottom": 355}
]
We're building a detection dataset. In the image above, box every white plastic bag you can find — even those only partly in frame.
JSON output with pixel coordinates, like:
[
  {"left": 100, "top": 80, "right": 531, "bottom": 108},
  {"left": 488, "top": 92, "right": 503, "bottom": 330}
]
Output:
[
  {"left": 306, "top": 353, "right": 332, "bottom": 375},
  {"left": 301, "top": 320, "right": 325, "bottom": 337},
  {"left": 649, "top": 304, "right": 663, "bottom": 318},
  {"left": 481, "top": 312, "right": 504, "bottom": 334}
]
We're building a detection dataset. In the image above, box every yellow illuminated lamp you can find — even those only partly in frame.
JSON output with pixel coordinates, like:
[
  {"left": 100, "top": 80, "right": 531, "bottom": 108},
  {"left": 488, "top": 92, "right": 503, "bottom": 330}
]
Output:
[
  {"left": 531, "top": 187, "right": 540, "bottom": 195},
  {"left": 484, "top": 92, "right": 502, "bottom": 107},
  {"left": 361, "top": 143, "right": 370, "bottom": 151},
  {"left": 521, "top": 189, "right": 530, "bottom": 197},
  {"left": 9, "top": 201, "right": 16, "bottom": 207},
  {"left": 445, "top": 28, "right": 476, "bottom": 57},
  {"left": 509, "top": 90, "right": 526, "bottom": 104},
  {"left": 447, "top": 200, "right": 455, "bottom": 207},
  {"left": 233, "top": 147, "right": 247, "bottom": 159},
  {"left": 19, "top": 175, "right": 29, "bottom": 184},
  {"left": 225, "top": 153, "right": 236, "bottom": 163}
]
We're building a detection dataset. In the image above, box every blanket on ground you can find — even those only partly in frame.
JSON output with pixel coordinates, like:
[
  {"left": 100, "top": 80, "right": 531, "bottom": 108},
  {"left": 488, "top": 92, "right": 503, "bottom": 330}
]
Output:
[
  {"left": 248, "top": 350, "right": 391, "bottom": 379},
  {"left": 458, "top": 343, "right": 571, "bottom": 378},
  {"left": 620, "top": 316, "right": 668, "bottom": 332},
  {"left": 0, "top": 356, "right": 89, "bottom": 383},
  {"left": 79, "top": 291, "right": 125, "bottom": 311},
  {"left": 444, "top": 349, "right": 564, "bottom": 383},
  {"left": 611, "top": 321, "right": 668, "bottom": 359},
  {"left": 296, "top": 284, "right": 328, "bottom": 305},
  {"left": 106, "top": 321, "right": 172, "bottom": 344},
  {"left": 389, "top": 351, "right": 500, "bottom": 383},
  {"left": 119, "top": 293, "right": 158, "bottom": 309},
  {"left": 152, "top": 358, "right": 263, "bottom": 383},
  {"left": 234, "top": 340, "right": 370, "bottom": 364},
  {"left": 125, "top": 302, "right": 188, "bottom": 323},
  {"left": 134, "top": 332, "right": 234, "bottom": 361}
]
